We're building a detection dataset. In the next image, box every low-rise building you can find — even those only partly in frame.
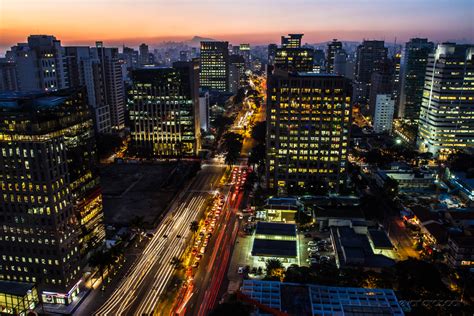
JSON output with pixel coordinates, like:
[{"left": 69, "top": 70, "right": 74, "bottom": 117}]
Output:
[
  {"left": 447, "top": 234, "right": 474, "bottom": 268},
  {"left": 251, "top": 222, "right": 298, "bottom": 264},
  {"left": 263, "top": 197, "right": 302, "bottom": 222},
  {"left": 241, "top": 279, "right": 404, "bottom": 316},
  {"left": 0, "top": 281, "right": 39, "bottom": 315},
  {"left": 375, "top": 169, "right": 435, "bottom": 190}
]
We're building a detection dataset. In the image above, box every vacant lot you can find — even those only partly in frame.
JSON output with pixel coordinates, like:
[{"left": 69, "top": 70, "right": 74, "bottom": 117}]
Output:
[{"left": 100, "top": 162, "right": 192, "bottom": 227}]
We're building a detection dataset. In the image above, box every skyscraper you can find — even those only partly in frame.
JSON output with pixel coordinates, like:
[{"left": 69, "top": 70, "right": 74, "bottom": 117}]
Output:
[
  {"left": 326, "top": 39, "right": 343, "bottom": 74},
  {"left": 239, "top": 43, "right": 251, "bottom": 67},
  {"left": 266, "top": 71, "right": 352, "bottom": 193},
  {"left": 268, "top": 44, "right": 278, "bottom": 66},
  {"left": 354, "top": 40, "right": 388, "bottom": 108},
  {"left": 139, "top": 43, "right": 150, "bottom": 66},
  {"left": 65, "top": 46, "right": 112, "bottom": 134},
  {"left": 129, "top": 61, "right": 201, "bottom": 157},
  {"left": 229, "top": 54, "right": 245, "bottom": 94},
  {"left": 93, "top": 42, "right": 125, "bottom": 131},
  {"left": 418, "top": 43, "right": 474, "bottom": 159},
  {"left": 199, "top": 41, "right": 229, "bottom": 93},
  {"left": 399, "top": 38, "right": 434, "bottom": 119},
  {"left": 0, "top": 87, "right": 105, "bottom": 305},
  {"left": 0, "top": 59, "right": 18, "bottom": 91},
  {"left": 274, "top": 34, "right": 314, "bottom": 73},
  {"left": 7, "top": 35, "right": 69, "bottom": 92},
  {"left": 373, "top": 94, "right": 395, "bottom": 133}
]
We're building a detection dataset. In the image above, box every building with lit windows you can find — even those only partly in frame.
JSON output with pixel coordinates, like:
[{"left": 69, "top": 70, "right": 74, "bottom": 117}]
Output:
[
  {"left": 129, "top": 61, "right": 201, "bottom": 157},
  {"left": 373, "top": 94, "right": 395, "bottom": 134},
  {"left": 274, "top": 34, "right": 314, "bottom": 73},
  {"left": 0, "top": 281, "right": 39, "bottom": 315},
  {"left": 417, "top": 43, "right": 474, "bottom": 159},
  {"left": 266, "top": 71, "right": 352, "bottom": 193},
  {"left": 199, "top": 41, "right": 229, "bottom": 93},
  {"left": 326, "top": 39, "right": 343, "bottom": 74},
  {"left": 229, "top": 54, "right": 245, "bottom": 94},
  {"left": 399, "top": 38, "right": 434, "bottom": 119},
  {"left": 354, "top": 40, "right": 388, "bottom": 108},
  {"left": 0, "top": 87, "right": 105, "bottom": 305},
  {"left": 7, "top": 35, "right": 69, "bottom": 92}
]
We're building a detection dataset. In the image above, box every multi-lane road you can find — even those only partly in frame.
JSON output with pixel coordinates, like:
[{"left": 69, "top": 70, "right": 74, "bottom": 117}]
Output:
[{"left": 92, "top": 162, "right": 226, "bottom": 315}]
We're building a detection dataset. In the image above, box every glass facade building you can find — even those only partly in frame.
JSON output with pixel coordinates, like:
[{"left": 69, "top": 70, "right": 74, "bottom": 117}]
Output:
[
  {"left": 266, "top": 72, "right": 352, "bottom": 193},
  {"left": 417, "top": 43, "right": 474, "bottom": 159},
  {"left": 0, "top": 281, "right": 39, "bottom": 315},
  {"left": 0, "top": 88, "right": 104, "bottom": 304},
  {"left": 199, "top": 41, "right": 229, "bottom": 93},
  {"left": 129, "top": 61, "right": 201, "bottom": 157}
]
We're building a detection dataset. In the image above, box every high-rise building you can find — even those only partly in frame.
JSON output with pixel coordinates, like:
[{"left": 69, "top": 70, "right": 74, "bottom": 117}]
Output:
[
  {"left": 122, "top": 46, "right": 139, "bottom": 69},
  {"left": 368, "top": 69, "right": 393, "bottom": 117},
  {"left": 8, "top": 35, "right": 69, "bottom": 91},
  {"left": 93, "top": 42, "right": 125, "bottom": 130},
  {"left": 229, "top": 54, "right": 245, "bottom": 94},
  {"left": 268, "top": 44, "right": 278, "bottom": 65},
  {"left": 0, "top": 87, "right": 105, "bottom": 304},
  {"left": 239, "top": 43, "right": 251, "bottom": 67},
  {"left": 266, "top": 71, "right": 352, "bottom": 193},
  {"left": 274, "top": 34, "right": 314, "bottom": 73},
  {"left": 354, "top": 40, "right": 388, "bottom": 107},
  {"left": 418, "top": 43, "right": 474, "bottom": 159},
  {"left": 373, "top": 94, "right": 395, "bottom": 133},
  {"left": 199, "top": 41, "right": 229, "bottom": 92},
  {"left": 399, "top": 38, "right": 434, "bottom": 119},
  {"left": 281, "top": 34, "right": 304, "bottom": 48},
  {"left": 139, "top": 43, "right": 150, "bottom": 66},
  {"left": 326, "top": 39, "right": 343, "bottom": 74},
  {"left": 65, "top": 46, "right": 112, "bottom": 134},
  {"left": 199, "top": 91, "right": 210, "bottom": 132},
  {"left": 0, "top": 59, "right": 18, "bottom": 91},
  {"left": 129, "top": 61, "right": 201, "bottom": 157},
  {"left": 333, "top": 50, "right": 348, "bottom": 76},
  {"left": 180, "top": 50, "right": 190, "bottom": 62}
]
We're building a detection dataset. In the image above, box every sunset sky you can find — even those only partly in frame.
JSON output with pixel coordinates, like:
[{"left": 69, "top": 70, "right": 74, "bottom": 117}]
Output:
[{"left": 1, "top": 0, "right": 473, "bottom": 52}]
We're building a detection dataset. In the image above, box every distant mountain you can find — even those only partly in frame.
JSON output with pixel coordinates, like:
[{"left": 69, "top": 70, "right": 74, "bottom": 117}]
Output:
[{"left": 186, "top": 36, "right": 216, "bottom": 47}]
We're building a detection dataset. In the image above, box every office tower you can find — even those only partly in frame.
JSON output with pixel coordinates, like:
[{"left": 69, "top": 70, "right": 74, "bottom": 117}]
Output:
[
  {"left": 139, "top": 43, "right": 150, "bottom": 66},
  {"left": 368, "top": 69, "right": 393, "bottom": 117},
  {"left": 65, "top": 46, "right": 112, "bottom": 134},
  {"left": 239, "top": 43, "right": 251, "bottom": 67},
  {"left": 199, "top": 41, "right": 229, "bottom": 92},
  {"left": 373, "top": 94, "right": 395, "bottom": 133},
  {"left": 8, "top": 35, "right": 69, "bottom": 91},
  {"left": 326, "top": 39, "right": 343, "bottom": 73},
  {"left": 333, "top": 50, "right": 348, "bottom": 76},
  {"left": 93, "top": 42, "right": 125, "bottom": 131},
  {"left": 122, "top": 46, "right": 139, "bottom": 69},
  {"left": 268, "top": 44, "right": 278, "bottom": 65},
  {"left": 199, "top": 91, "right": 210, "bottom": 132},
  {"left": 275, "top": 34, "right": 314, "bottom": 73},
  {"left": 314, "top": 49, "right": 325, "bottom": 66},
  {"left": 399, "top": 38, "right": 434, "bottom": 119},
  {"left": 229, "top": 54, "right": 245, "bottom": 94},
  {"left": 354, "top": 40, "right": 388, "bottom": 107},
  {"left": 266, "top": 72, "right": 352, "bottom": 193},
  {"left": 418, "top": 43, "right": 474, "bottom": 159},
  {"left": 129, "top": 61, "right": 201, "bottom": 157},
  {"left": 281, "top": 34, "right": 303, "bottom": 48},
  {"left": 0, "top": 59, "right": 18, "bottom": 91},
  {"left": 391, "top": 52, "right": 402, "bottom": 115},
  {"left": 0, "top": 88, "right": 105, "bottom": 304},
  {"left": 180, "top": 50, "right": 190, "bottom": 62}
]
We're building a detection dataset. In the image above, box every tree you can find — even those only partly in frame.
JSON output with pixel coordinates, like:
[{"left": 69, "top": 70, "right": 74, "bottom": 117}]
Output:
[
  {"left": 96, "top": 133, "right": 123, "bottom": 159},
  {"left": 251, "top": 121, "right": 266, "bottom": 144},
  {"left": 89, "top": 249, "right": 116, "bottom": 281},
  {"left": 265, "top": 259, "right": 284, "bottom": 280},
  {"left": 209, "top": 294, "right": 252, "bottom": 316},
  {"left": 189, "top": 220, "right": 199, "bottom": 242},
  {"left": 247, "top": 143, "right": 265, "bottom": 169},
  {"left": 223, "top": 132, "right": 243, "bottom": 166},
  {"left": 212, "top": 115, "right": 234, "bottom": 135},
  {"left": 383, "top": 177, "right": 399, "bottom": 199}
]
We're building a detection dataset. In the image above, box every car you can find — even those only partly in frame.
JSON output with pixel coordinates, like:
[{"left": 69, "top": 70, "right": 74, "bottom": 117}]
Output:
[
  {"left": 192, "top": 262, "right": 199, "bottom": 268},
  {"left": 308, "top": 247, "right": 318, "bottom": 252},
  {"left": 191, "top": 248, "right": 198, "bottom": 255},
  {"left": 237, "top": 267, "right": 244, "bottom": 274},
  {"left": 195, "top": 254, "right": 203, "bottom": 261},
  {"left": 306, "top": 258, "right": 318, "bottom": 264},
  {"left": 319, "top": 255, "right": 330, "bottom": 262},
  {"left": 304, "top": 233, "right": 312, "bottom": 238},
  {"left": 200, "top": 246, "right": 206, "bottom": 254},
  {"left": 308, "top": 241, "right": 317, "bottom": 246}
]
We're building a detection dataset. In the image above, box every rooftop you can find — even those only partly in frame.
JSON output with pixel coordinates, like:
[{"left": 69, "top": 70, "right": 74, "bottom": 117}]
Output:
[
  {"left": 0, "top": 281, "right": 35, "bottom": 297},
  {"left": 255, "top": 221, "right": 297, "bottom": 237},
  {"left": 252, "top": 239, "right": 297, "bottom": 258},
  {"left": 368, "top": 229, "right": 394, "bottom": 249}
]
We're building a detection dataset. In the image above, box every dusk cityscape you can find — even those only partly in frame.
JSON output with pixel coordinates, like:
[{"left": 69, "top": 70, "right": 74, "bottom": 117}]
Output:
[{"left": 0, "top": 1, "right": 473, "bottom": 315}]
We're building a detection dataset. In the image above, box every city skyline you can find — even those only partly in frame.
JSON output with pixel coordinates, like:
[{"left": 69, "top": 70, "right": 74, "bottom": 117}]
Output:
[{"left": 1, "top": 0, "right": 473, "bottom": 54}]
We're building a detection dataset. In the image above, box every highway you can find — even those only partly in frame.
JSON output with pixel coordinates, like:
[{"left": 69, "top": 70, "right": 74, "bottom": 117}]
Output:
[{"left": 94, "top": 162, "right": 226, "bottom": 315}]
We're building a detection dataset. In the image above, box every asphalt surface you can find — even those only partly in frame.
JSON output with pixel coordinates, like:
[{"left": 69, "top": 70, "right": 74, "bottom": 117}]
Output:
[{"left": 91, "top": 162, "right": 226, "bottom": 315}]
